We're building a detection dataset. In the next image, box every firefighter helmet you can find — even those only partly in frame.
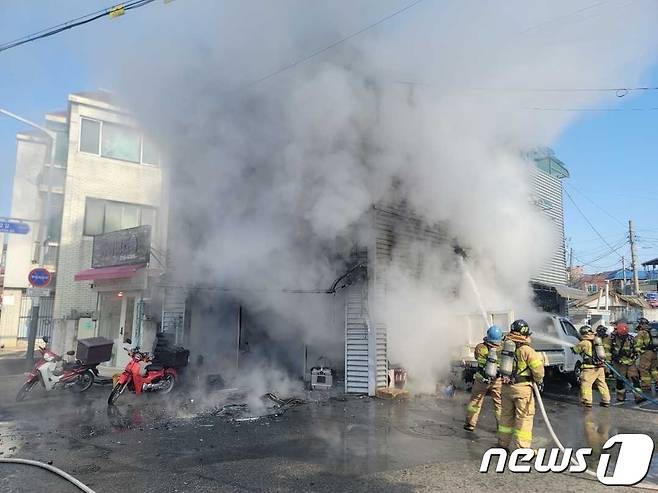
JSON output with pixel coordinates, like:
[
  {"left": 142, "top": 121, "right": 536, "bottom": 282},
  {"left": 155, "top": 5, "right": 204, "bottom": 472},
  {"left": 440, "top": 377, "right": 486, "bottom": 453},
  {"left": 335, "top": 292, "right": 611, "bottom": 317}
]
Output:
[
  {"left": 616, "top": 322, "right": 629, "bottom": 336},
  {"left": 510, "top": 319, "right": 531, "bottom": 336},
  {"left": 486, "top": 325, "right": 502, "bottom": 344},
  {"left": 579, "top": 325, "right": 592, "bottom": 336},
  {"left": 596, "top": 325, "right": 608, "bottom": 337}
]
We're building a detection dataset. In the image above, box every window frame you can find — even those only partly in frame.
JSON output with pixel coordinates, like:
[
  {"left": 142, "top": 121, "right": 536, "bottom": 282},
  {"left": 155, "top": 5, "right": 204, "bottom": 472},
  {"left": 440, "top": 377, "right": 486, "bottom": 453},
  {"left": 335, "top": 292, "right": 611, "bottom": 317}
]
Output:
[
  {"left": 79, "top": 117, "right": 102, "bottom": 156},
  {"left": 100, "top": 121, "right": 143, "bottom": 164},
  {"left": 140, "top": 135, "right": 159, "bottom": 166},
  {"left": 78, "top": 117, "right": 159, "bottom": 166},
  {"left": 83, "top": 197, "right": 157, "bottom": 237},
  {"left": 560, "top": 319, "right": 580, "bottom": 339}
]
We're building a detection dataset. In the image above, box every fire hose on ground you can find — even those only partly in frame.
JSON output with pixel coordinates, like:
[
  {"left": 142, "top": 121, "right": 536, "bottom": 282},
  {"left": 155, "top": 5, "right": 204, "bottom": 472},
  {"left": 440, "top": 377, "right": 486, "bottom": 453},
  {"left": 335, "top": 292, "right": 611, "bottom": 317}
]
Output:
[
  {"left": 532, "top": 382, "right": 658, "bottom": 491},
  {"left": 0, "top": 458, "right": 97, "bottom": 493}
]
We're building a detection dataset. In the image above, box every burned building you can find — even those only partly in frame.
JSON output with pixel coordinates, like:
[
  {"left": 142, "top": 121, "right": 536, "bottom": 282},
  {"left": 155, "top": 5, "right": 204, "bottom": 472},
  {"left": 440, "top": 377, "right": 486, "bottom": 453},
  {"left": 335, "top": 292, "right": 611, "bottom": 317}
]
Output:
[{"left": 160, "top": 201, "right": 449, "bottom": 396}]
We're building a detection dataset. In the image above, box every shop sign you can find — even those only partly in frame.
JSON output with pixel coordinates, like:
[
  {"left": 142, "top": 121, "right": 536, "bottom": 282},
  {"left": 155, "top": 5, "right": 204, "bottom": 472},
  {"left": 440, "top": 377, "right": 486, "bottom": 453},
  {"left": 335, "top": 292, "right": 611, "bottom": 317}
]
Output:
[{"left": 92, "top": 225, "right": 151, "bottom": 268}]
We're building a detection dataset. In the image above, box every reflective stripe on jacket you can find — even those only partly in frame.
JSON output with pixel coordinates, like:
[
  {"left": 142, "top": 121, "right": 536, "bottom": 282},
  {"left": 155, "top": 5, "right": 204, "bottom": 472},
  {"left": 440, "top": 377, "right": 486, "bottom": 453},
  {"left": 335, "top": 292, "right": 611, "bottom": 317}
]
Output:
[
  {"left": 504, "top": 333, "right": 544, "bottom": 385},
  {"left": 634, "top": 329, "right": 653, "bottom": 352},
  {"left": 572, "top": 334, "right": 603, "bottom": 369},
  {"left": 474, "top": 341, "right": 500, "bottom": 380},
  {"left": 611, "top": 334, "right": 635, "bottom": 365}
]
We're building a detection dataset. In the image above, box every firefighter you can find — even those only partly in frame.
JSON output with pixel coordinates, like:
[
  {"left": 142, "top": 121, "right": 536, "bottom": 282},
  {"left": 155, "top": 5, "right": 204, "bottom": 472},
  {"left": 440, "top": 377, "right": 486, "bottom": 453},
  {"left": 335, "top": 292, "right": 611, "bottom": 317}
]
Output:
[
  {"left": 610, "top": 322, "right": 642, "bottom": 403},
  {"left": 634, "top": 317, "right": 658, "bottom": 397},
  {"left": 497, "top": 319, "right": 545, "bottom": 451},
  {"left": 464, "top": 325, "right": 503, "bottom": 432},
  {"left": 571, "top": 325, "right": 610, "bottom": 408},
  {"left": 596, "top": 325, "right": 612, "bottom": 362},
  {"left": 596, "top": 325, "right": 615, "bottom": 391}
]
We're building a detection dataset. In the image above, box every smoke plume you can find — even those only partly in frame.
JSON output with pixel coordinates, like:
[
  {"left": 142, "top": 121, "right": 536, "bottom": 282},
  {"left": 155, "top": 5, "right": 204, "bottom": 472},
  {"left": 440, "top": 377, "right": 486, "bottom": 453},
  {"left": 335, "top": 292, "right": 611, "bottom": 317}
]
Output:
[{"left": 90, "top": 0, "right": 658, "bottom": 391}]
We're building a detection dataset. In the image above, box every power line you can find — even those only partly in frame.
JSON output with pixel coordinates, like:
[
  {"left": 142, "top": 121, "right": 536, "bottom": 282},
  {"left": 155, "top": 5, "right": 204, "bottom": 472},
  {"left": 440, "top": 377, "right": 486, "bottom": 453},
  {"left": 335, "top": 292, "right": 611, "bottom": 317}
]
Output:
[
  {"left": 576, "top": 241, "right": 627, "bottom": 267},
  {"left": 0, "top": 0, "right": 158, "bottom": 54},
  {"left": 520, "top": 0, "right": 611, "bottom": 34},
  {"left": 238, "top": 0, "right": 424, "bottom": 91},
  {"left": 393, "top": 81, "right": 658, "bottom": 98},
  {"left": 503, "top": 87, "right": 658, "bottom": 97},
  {"left": 575, "top": 237, "right": 627, "bottom": 258},
  {"left": 565, "top": 183, "right": 625, "bottom": 226},
  {"left": 573, "top": 239, "right": 627, "bottom": 268},
  {"left": 565, "top": 189, "right": 624, "bottom": 261},
  {"left": 572, "top": 252, "right": 619, "bottom": 270},
  {"left": 571, "top": 234, "right": 627, "bottom": 245},
  {"left": 530, "top": 106, "right": 658, "bottom": 112}
]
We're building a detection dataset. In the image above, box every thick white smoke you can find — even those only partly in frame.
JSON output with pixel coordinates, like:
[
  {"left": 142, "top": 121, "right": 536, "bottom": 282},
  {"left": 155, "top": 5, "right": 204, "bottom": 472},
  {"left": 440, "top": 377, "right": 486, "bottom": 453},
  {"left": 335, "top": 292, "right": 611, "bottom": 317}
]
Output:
[{"left": 90, "top": 0, "right": 658, "bottom": 391}]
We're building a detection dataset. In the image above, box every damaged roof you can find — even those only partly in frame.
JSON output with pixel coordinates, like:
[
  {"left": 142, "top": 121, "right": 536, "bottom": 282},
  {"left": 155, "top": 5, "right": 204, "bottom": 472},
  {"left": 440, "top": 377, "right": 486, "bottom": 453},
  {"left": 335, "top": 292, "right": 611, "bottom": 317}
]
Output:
[{"left": 571, "top": 291, "right": 650, "bottom": 309}]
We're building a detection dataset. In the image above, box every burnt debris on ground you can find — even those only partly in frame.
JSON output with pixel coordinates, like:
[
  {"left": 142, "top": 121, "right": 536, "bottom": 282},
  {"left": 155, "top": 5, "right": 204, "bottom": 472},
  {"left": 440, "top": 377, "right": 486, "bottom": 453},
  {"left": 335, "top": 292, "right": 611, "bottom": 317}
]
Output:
[{"left": 204, "top": 392, "right": 306, "bottom": 422}]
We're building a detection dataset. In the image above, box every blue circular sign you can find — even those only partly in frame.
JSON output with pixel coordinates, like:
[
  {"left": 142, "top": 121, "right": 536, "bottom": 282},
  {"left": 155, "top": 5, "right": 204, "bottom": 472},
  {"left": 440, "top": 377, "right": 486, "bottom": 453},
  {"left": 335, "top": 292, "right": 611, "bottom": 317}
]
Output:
[{"left": 28, "top": 268, "right": 52, "bottom": 287}]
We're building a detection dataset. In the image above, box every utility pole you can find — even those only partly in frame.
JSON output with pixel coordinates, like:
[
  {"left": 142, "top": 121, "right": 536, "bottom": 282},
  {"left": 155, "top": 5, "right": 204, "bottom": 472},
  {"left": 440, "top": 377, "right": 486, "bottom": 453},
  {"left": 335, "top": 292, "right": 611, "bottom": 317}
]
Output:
[
  {"left": 568, "top": 247, "right": 574, "bottom": 285},
  {"left": 0, "top": 108, "right": 56, "bottom": 364},
  {"left": 622, "top": 256, "right": 627, "bottom": 294},
  {"left": 629, "top": 220, "right": 640, "bottom": 295}
]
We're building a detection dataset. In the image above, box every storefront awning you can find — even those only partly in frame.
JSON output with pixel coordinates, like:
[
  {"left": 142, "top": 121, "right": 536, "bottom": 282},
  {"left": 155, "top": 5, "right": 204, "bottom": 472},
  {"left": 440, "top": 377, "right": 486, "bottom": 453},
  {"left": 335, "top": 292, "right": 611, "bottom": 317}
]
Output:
[{"left": 74, "top": 263, "right": 146, "bottom": 281}]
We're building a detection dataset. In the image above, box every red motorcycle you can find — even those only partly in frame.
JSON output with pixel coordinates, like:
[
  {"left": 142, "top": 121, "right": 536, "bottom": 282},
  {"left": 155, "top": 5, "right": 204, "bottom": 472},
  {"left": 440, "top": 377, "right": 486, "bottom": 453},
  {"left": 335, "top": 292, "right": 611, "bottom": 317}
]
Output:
[
  {"left": 108, "top": 346, "right": 177, "bottom": 405},
  {"left": 16, "top": 336, "right": 99, "bottom": 401}
]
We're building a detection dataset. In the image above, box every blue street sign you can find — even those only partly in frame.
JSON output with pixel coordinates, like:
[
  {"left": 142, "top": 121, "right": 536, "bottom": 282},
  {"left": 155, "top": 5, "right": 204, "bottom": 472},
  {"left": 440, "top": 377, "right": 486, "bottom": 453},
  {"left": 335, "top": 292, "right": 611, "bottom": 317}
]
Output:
[
  {"left": 0, "top": 221, "right": 30, "bottom": 235},
  {"left": 28, "top": 268, "right": 52, "bottom": 288}
]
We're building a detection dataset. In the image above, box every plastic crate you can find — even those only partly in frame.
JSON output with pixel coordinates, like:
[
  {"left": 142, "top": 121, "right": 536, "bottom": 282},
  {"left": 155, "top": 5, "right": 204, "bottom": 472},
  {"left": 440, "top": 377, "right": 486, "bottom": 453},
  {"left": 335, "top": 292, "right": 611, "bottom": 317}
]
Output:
[
  {"left": 155, "top": 347, "right": 189, "bottom": 368},
  {"left": 76, "top": 337, "right": 114, "bottom": 364}
]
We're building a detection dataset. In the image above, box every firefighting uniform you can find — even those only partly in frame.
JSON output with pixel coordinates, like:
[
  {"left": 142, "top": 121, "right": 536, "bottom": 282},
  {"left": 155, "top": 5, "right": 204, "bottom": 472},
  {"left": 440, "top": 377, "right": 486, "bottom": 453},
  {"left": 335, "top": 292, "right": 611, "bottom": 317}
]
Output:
[
  {"left": 465, "top": 341, "right": 502, "bottom": 430},
  {"left": 497, "top": 333, "right": 545, "bottom": 450},
  {"left": 571, "top": 334, "right": 610, "bottom": 407},
  {"left": 610, "top": 333, "right": 642, "bottom": 402},
  {"left": 600, "top": 334, "right": 616, "bottom": 390},
  {"left": 634, "top": 327, "right": 658, "bottom": 393}
]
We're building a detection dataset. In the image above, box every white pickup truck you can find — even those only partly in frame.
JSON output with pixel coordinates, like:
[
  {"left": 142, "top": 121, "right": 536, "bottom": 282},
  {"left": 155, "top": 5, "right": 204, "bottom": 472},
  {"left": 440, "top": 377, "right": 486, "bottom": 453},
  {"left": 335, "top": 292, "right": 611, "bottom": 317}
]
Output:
[{"left": 451, "top": 311, "right": 583, "bottom": 388}]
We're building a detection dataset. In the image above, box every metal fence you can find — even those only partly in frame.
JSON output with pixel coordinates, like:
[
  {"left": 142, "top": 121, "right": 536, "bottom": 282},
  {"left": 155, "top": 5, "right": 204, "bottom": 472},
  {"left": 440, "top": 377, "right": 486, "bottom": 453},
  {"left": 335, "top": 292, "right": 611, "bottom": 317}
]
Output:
[{"left": 17, "top": 294, "right": 55, "bottom": 340}]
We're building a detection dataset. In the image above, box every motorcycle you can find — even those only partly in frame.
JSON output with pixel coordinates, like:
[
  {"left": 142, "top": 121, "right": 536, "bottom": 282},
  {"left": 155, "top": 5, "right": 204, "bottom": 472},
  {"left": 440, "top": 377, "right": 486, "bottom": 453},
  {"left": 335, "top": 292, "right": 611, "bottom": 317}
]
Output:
[
  {"left": 16, "top": 336, "right": 99, "bottom": 401},
  {"left": 107, "top": 344, "right": 177, "bottom": 405}
]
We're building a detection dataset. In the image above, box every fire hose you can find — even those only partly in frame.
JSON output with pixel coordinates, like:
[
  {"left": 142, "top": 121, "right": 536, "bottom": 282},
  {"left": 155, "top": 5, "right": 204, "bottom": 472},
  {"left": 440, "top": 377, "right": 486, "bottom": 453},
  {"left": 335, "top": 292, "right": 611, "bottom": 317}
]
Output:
[
  {"left": 532, "top": 382, "right": 658, "bottom": 491},
  {"left": 603, "top": 361, "right": 658, "bottom": 406},
  {"left": 0, "top": 458, "right": 97, "bottom": 493}
]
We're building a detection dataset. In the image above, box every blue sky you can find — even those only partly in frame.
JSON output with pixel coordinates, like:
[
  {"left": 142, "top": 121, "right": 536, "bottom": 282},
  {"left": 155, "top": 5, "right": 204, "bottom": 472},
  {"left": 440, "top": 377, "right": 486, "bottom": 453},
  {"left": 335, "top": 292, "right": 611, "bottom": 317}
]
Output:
[
  {"left": 554, "top": 63, "right": 658, "bottom": 273},
  {"left": 1, "top": 1, "right": 657, "bottom": 273}
]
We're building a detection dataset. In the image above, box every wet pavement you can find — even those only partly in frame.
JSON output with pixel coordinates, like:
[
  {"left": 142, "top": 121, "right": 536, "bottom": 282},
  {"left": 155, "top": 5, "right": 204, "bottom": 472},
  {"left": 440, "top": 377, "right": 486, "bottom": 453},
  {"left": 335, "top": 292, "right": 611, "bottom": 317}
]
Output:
[{"left": 1, "top": 370, "right": 658, "bottom": 492}]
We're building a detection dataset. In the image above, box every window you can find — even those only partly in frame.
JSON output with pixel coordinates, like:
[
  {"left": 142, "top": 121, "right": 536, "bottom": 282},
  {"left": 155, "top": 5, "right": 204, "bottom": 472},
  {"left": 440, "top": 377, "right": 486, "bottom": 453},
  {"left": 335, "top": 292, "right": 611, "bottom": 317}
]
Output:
[
  {"left": 560, "top": 320, "right": 580, "bottom": 339},
  {"left": 44, "top": 193, "right": 64, "bottom": 242},
  {"left": 587, "top": 284, "right": 599, "bottom": 294},
  {"left": 101, "top": 122, "right": 141, "bottom": 162},
  {"left": 84, "top": 199, "right": 105, "bottom": 236},
  {"left": 80, "top": 118, "right": 100, "bottom": 154},
  {"left": 53, "top": 131, "right": 69, "bottom": 167},
  {"left": 79, "top": 118, "right": 158, "bottom": 165},
  {"left": 83, "top": 198, "right": 156, "bottom": 236}
]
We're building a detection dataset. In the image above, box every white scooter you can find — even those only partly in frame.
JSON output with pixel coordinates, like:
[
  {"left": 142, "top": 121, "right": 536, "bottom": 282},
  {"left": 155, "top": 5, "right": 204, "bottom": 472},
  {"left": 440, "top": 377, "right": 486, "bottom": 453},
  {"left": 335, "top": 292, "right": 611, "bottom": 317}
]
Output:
[{"left": 16, "top": 337, "right": 100, "bottom": 401}]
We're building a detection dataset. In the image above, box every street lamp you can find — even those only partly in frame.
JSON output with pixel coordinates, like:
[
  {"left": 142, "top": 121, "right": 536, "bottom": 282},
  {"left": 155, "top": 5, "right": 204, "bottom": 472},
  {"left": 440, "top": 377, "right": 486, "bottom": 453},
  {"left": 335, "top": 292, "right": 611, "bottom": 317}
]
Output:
[{"left": 0, "top": 108, "right": 56, "bottom": 363}]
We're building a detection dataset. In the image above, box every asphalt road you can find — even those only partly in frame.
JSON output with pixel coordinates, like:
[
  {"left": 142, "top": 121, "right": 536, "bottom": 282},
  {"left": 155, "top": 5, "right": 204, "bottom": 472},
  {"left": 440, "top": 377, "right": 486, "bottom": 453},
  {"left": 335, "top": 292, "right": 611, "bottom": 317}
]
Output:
[{"left": 1, "top": 368, "right": 657, "bottom": 493}]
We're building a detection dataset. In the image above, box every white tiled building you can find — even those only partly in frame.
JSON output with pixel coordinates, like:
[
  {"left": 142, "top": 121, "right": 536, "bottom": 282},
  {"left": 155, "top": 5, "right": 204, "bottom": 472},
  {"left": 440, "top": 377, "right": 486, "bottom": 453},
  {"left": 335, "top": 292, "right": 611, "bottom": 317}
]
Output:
[{"left": 0, "top": 92, "right": 167, "bottom": 364}]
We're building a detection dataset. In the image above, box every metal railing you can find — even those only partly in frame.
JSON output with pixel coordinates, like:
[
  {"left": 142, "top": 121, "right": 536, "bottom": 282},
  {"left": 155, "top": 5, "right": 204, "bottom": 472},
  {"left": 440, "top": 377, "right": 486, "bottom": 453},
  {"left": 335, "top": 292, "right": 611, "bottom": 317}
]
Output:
[{"left": 18, "top": 294, "right": 55, "bottom": 340}]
